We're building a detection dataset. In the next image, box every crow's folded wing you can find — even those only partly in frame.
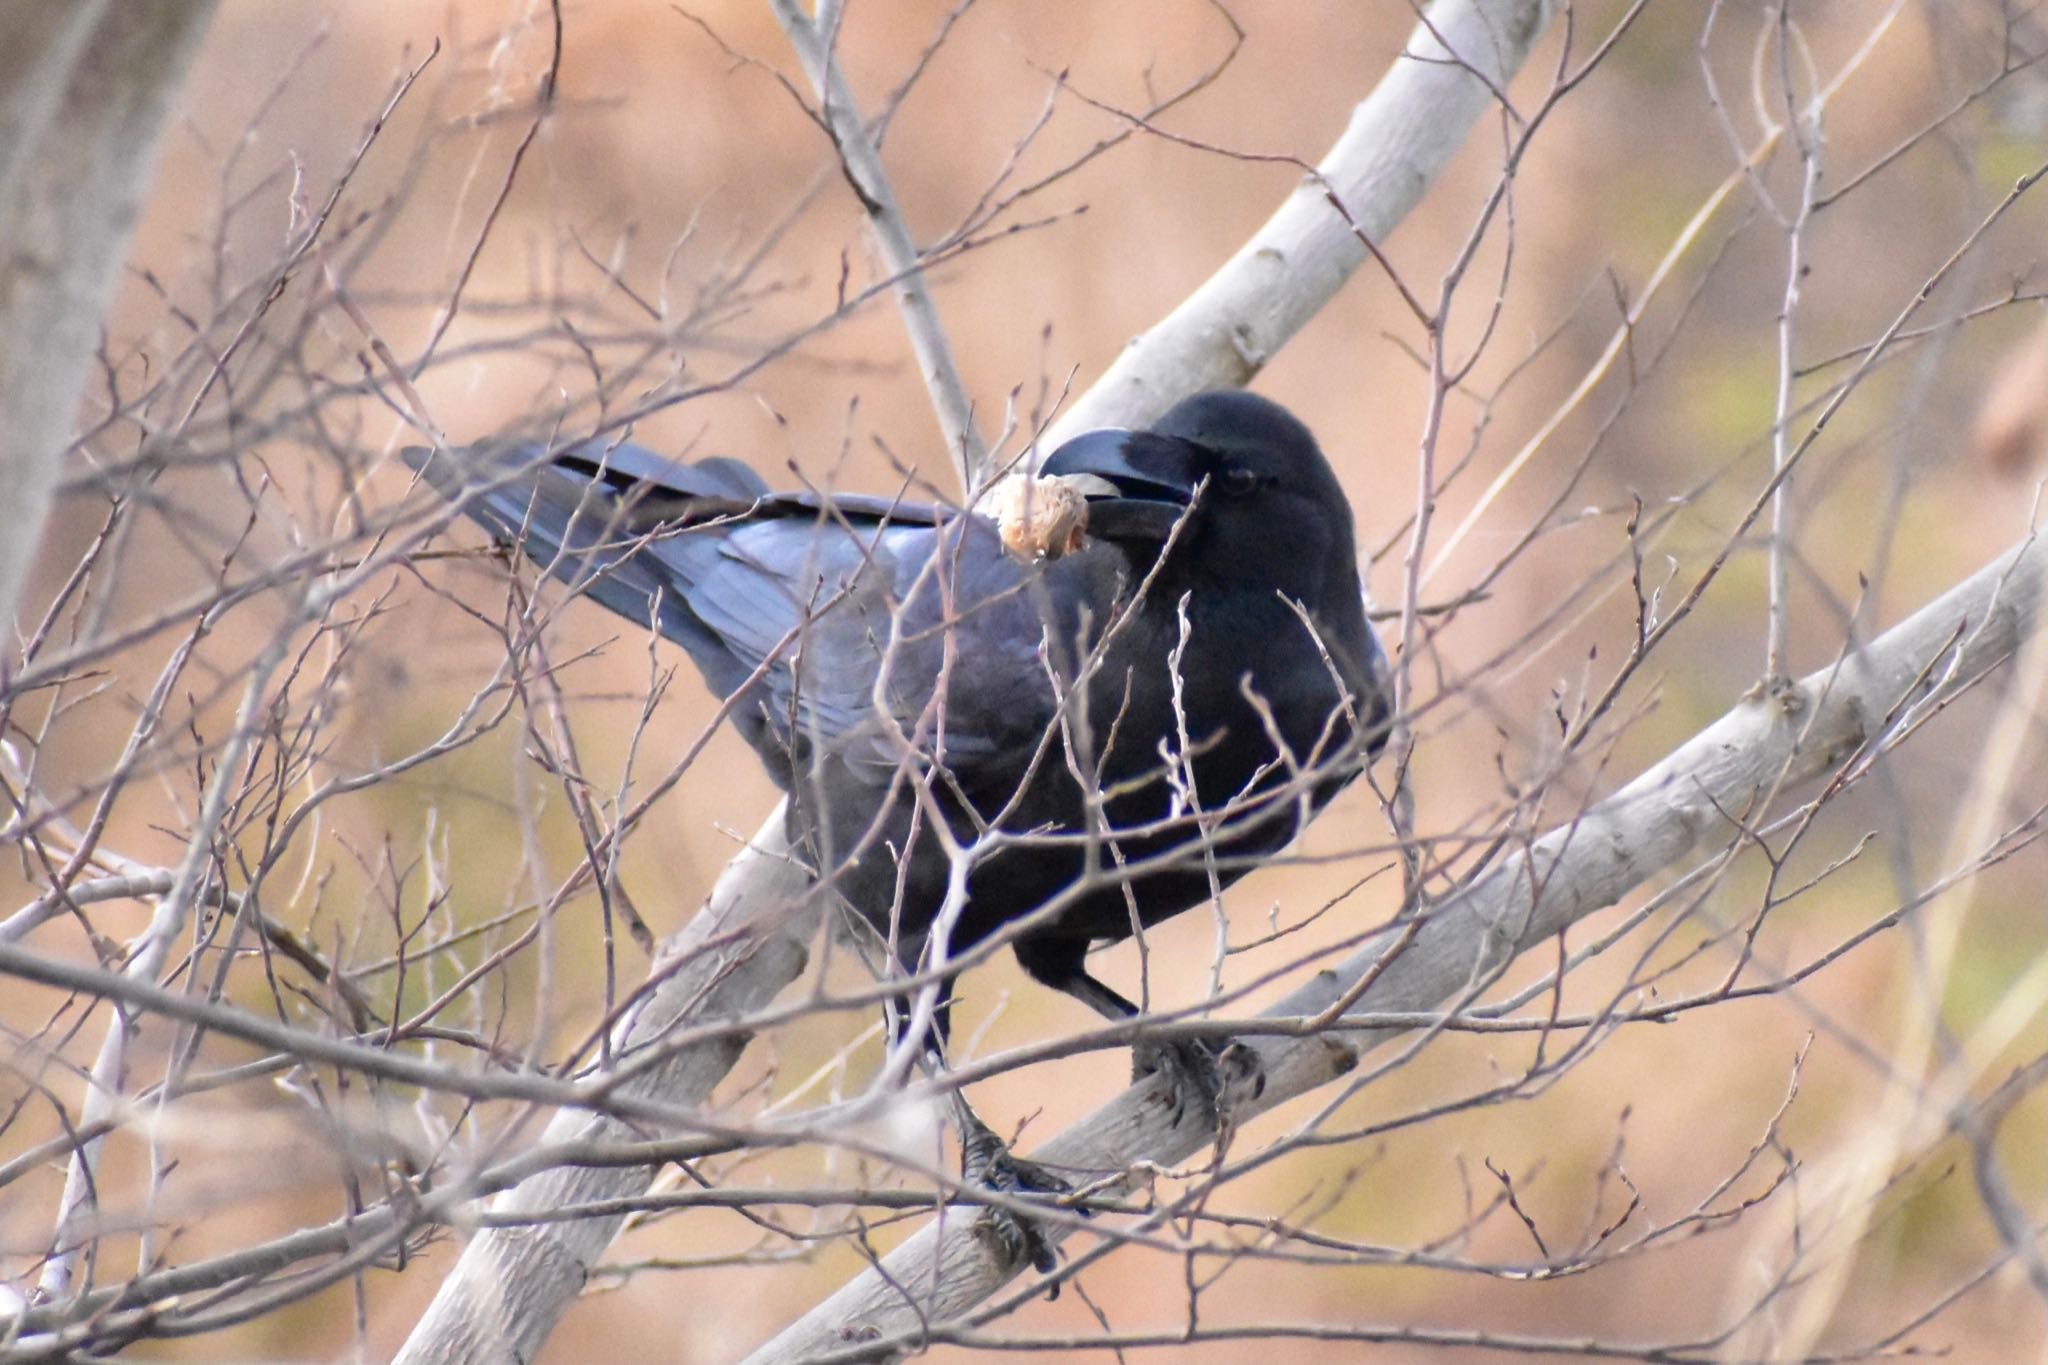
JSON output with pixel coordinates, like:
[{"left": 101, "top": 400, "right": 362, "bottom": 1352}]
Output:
[{"left": 405, "top": 439, "right": 1071, "bottom": 786}]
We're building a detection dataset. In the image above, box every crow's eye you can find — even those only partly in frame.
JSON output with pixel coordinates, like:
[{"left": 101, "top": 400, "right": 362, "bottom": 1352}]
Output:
[{"left": 1218, "top": 466, "right": 1262, "bottom": 498}]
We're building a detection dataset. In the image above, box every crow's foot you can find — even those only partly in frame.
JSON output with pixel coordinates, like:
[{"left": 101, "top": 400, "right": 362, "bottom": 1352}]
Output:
[
  {"left": 1218, "top": 1039, "right": 1267, "bottom": 1105},
  {"left": 1132, "top": 1036, "right": 1224, "bottom": 1128},
  {"left": 1133, "top": 1037, "right": 1267, "bottom": 1129},
  {"left": 959, "top": 1120, "right": 1069, "bottom": 1285}
]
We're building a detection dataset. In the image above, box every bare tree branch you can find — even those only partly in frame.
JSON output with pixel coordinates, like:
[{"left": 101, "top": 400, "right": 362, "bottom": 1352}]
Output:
[
  {"left": 389, "top": 2, "right": 1564, "bottom": 1359},
  {"left": 744, "top": 516, "right": 2048, "bottom": 1364},
  {"left": 0, "top": 0, "right": 216, "bottom": 635},
  {"left": 391, "top": 826, "right": 812, "bottom": 1365},
  {"left": 1035, "top": 0, "right": 1560, "bottom": 452},
  {"left": 769, "top": 0, "right": 990, "bottom": 489},
  {"left": 17, "top": 3, "right": 2035, "bottom": 1359}
]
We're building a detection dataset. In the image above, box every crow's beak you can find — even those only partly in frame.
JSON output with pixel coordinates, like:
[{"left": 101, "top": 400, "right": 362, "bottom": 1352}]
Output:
[{"left": 1037, "top": 429, "right": 1202, "bottom": 543}]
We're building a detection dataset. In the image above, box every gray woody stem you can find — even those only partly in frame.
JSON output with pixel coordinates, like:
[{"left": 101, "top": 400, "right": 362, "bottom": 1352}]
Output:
[
  {"left": 0, "top": 0, "right": 219, "bottom": 1303},
  {"left": 394, "top": 0, "right": 1559, "bottom": 1359},
  {"left": 743, "top": 527, "right": 2048, "bottom": 1364},
  {"left": 392, "top": 828, "right": 813, "bottom": 1364},
  {"left": 770, "top": 0, "right": 991, "bottom": 488},
  {"left": 1036, "top": 0, "right": 1561, "bottom": 452}
]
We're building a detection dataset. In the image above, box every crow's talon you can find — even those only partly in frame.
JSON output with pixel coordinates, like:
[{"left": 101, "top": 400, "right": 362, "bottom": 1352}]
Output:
[
  {"left": 960, "top": 1122, "right": 1068, "bottom": 1284},
  {"left": 1218, "top": 1039, "right": 1266, "bottom": 1105},
  {"left": 1133, "top": 1036, "right": 1226, "bottom": 1129}
]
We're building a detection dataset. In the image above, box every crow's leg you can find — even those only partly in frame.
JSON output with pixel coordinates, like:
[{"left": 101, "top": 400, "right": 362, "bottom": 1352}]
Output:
[
  {"left": 1011, "top": 936, "right": 1257, "bottom": 1129},
  {"left": 948, "top": 1091, "right": 1070, "bottom": 1279},
  {"left": 885, "top": 979, "right": 1069, "bottom": 1281}
]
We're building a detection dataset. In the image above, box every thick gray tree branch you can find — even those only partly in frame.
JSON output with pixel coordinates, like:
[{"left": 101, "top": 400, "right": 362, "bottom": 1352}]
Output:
[
  {"left": 392, "top": 827, "right": 812, "bottom": 1365},
  {"left": 0, "top": 0, "right": 217, "bottom": 638},
  {"left": 394, "top": 0, "right": 1560, "bottom": 1358},
  {"left": 1035, "top": 0, "right": 1561, "bottom": 452},
  {"left": 741, "top": 526, "right": 2048, "bottom": 1365}
]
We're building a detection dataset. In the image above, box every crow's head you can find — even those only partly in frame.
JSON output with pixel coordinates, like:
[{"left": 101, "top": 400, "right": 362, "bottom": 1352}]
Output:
[{"left": 1038, "top": 390, "right": 1356, "bottom": 602}]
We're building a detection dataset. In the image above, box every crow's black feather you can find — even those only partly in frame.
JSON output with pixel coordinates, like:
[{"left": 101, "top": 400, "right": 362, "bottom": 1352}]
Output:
[{"left": 409, "top": 390, "right": 1388, "bottom": 1153}]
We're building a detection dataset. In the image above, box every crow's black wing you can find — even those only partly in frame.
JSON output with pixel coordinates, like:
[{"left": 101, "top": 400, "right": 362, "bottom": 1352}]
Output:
[
  {"left": 406, "top": 438, "right": 781, "bottom": 671},
  {"left": 405, "top": 439, "right": 1064, "bottom": 786}
]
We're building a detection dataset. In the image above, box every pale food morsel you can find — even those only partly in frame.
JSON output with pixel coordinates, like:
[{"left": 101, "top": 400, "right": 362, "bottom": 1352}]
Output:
[{"left": 984, "top": 472, "right": 1090, "bottom": 560}]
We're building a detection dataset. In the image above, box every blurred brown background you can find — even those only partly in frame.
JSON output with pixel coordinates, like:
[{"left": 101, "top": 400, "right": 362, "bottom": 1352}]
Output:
[{"left": 8, "top": 0, "right": 2048, "bottom": 1360}]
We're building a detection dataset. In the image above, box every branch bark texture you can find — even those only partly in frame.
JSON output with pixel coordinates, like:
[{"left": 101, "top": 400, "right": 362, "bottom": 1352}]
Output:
[
  {"left": 742, "top": 530, "right": 2048, "bottom": 1364},
  {"left": 392, "top": 827, "right": 812, "bottom": 1365}
]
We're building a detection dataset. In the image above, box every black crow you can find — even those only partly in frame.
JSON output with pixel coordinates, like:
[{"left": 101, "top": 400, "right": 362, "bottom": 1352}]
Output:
[{"left": 406, "top": 389, "right": 1388, "bottom": 1271}]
